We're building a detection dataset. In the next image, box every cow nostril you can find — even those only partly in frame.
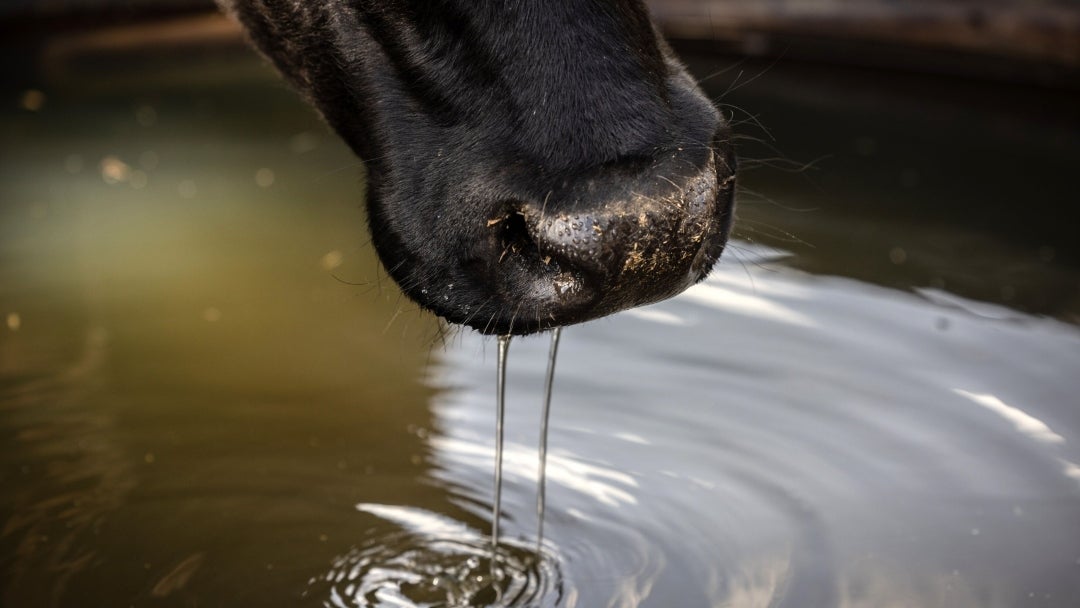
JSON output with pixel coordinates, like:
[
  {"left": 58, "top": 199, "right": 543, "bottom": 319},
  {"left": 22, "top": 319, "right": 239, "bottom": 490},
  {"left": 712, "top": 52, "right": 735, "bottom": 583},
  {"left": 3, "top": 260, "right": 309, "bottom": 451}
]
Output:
[
  {"left": 492, "top": 209, "right": 556, "bottom": 269},
  {"left": 482, "top": 206, "right": 594, "bottom": 320}
]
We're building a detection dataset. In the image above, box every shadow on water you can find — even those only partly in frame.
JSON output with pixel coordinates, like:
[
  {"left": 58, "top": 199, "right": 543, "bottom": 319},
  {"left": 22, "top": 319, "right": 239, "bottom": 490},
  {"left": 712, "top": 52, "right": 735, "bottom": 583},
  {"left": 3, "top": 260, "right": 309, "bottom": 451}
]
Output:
[{"left": 1, "top": 25, "right": 1079, "bottom": 608}]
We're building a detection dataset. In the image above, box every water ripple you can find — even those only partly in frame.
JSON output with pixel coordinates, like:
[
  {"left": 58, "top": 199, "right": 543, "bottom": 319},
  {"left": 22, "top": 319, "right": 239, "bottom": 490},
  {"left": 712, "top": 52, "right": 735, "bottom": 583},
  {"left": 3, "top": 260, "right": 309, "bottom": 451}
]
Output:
[
  {"left": 304, "top": 504, "right": 563, "bottom": 607},
  {"left": 418, "top": 241, "right": 1080, "bottom": 607}
]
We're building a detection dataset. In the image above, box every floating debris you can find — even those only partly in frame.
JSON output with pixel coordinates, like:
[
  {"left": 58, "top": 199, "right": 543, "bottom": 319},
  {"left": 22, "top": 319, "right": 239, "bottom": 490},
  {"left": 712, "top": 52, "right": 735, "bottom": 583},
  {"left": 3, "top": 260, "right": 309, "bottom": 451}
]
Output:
[
  {"left": 20, "top": 89, "right": 45, "bottom": 112},
  {"left": 255, "top": 167, "right": 275, "bottom": 188},
  {"left": 100, "top": 155, "right": 131, "bottom": 184},
  {"left": 320, "top": 250, "right": 344, "bottom": 271},
  {"left": 178, "top": 180, "right": 198, "bottom": 199}
]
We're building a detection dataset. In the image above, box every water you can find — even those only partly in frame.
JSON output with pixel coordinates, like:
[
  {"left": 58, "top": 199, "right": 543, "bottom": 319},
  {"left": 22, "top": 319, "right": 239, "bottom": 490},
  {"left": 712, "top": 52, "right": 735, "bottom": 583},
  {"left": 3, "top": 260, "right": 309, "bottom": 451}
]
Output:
[
  {"left": 492, "top": 335, "right": 510, "bottom": 578},
  {"left": 536, "top": 327, "right": 562, "bottom": 550},
  {"left": 2, "top": 32, "right": 1080, "bottom": 607}
]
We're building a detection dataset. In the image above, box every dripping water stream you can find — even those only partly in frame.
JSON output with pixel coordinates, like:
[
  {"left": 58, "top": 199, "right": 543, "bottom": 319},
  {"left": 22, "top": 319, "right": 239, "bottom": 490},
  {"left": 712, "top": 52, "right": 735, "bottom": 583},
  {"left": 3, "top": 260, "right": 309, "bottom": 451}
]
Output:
[
  {"left": 491, "top": 334, "right": 511, "bottom": 578},
  {"left": 490, "top": 328, "right": 563, "bottom": 581},
  {"left": 536, "top": 327, "right": 562, "bottom": 550}
]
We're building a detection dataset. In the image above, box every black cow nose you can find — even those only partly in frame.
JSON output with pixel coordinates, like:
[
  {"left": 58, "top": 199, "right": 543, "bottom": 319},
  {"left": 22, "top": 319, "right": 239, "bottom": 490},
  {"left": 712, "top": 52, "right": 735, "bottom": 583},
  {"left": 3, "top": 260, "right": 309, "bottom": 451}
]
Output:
[
  {"left": 498, "top": 146, "right": 735, "bottom": 321},
  {"left": 525, "top": 162, "right": 717, "bottom": 277}
]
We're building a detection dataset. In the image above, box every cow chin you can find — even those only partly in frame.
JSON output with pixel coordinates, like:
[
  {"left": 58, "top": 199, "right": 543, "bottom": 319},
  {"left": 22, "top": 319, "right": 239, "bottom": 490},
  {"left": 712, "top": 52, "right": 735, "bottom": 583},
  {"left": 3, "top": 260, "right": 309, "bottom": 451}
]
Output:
[{"left": 371, "top": 129, "right": 736, "bottom": 336}]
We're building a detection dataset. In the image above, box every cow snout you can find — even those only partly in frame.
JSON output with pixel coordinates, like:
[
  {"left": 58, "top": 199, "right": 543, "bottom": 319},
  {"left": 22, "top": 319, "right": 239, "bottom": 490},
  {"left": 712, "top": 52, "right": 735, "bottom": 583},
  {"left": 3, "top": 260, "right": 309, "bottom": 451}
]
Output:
[
  {"left": 480, "top": 142, "right": 736, "bottom": 333},
  {"left": 525, "top": 153, "right": 722, "bottom": 279}
]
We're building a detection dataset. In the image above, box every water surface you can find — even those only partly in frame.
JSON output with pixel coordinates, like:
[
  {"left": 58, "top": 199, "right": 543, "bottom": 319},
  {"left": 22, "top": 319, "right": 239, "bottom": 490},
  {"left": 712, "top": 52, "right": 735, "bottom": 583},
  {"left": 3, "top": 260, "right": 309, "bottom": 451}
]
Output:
[{"left": 1, "top": 37, "right": 1079, "bottom": 607}]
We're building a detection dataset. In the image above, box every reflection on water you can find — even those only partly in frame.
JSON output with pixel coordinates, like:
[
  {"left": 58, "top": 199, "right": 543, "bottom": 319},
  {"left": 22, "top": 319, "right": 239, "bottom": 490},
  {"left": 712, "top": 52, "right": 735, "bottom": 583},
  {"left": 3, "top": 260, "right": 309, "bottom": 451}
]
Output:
[
  {"left": 2, "top": 34, "right": 1080, "bottom": 608},
  {"left": 423, "top": 243, "right": 1080, "bottom": 607}
]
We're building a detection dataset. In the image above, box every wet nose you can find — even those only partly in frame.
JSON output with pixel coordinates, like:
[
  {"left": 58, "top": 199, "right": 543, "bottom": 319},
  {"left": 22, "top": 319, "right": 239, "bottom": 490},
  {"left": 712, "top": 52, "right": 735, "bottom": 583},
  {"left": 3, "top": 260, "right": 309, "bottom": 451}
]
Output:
[{"left": 516, "top": 147, "right": 734, "bottom": 310}]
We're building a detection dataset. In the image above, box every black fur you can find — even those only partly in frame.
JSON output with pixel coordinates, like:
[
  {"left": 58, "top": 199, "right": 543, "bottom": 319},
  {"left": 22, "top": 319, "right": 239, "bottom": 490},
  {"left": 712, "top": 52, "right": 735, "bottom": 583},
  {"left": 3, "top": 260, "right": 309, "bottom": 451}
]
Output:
[{"left": 220, "top": 0, "right": 735, "bottom": 335}]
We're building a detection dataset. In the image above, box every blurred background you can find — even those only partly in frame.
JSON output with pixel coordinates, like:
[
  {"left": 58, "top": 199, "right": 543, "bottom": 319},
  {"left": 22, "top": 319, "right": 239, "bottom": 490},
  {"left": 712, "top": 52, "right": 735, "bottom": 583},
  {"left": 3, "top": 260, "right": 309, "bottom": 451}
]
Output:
[
  {"left": 3, "top": 0, "right": 1078, "bottom": 83},
  {"left": 2, "top": 1, "right": 1079, "bottom": 607}
]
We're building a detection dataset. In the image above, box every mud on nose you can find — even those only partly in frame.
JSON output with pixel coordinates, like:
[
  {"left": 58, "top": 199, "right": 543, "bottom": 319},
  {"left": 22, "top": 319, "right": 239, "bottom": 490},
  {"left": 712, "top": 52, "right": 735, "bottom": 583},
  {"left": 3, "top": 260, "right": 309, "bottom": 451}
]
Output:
[{"left": 515, "top": 147, "right": 732, "bottom": 311}]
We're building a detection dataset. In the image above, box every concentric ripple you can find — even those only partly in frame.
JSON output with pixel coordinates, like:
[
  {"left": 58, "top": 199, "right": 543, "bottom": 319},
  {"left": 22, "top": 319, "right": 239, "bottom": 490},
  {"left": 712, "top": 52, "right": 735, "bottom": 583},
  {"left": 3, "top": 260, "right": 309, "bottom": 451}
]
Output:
[
  {"left": 303, "top": 504, "right": 563, "bottom": 607},
  {"left": 419, "top": 242, "right": 1080, "bottom": 607}
]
